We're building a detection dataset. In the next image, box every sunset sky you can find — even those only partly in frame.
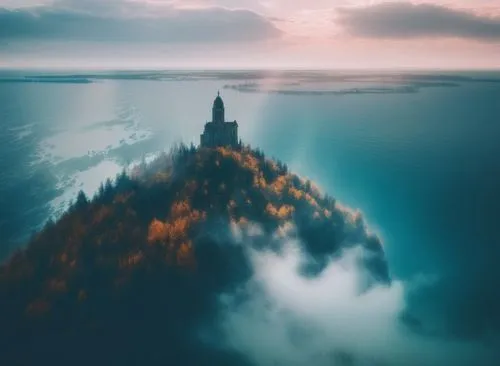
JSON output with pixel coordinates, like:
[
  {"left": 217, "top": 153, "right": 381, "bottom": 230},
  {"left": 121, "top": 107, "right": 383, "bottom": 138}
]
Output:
[{"left": 0, "top": 0, "right": 499, "bottom": 69}]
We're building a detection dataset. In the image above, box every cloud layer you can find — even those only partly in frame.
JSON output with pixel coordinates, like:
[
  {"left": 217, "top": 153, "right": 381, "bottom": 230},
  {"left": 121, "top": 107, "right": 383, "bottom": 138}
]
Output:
[
  {"left": 0, "top": 5, "right": 281, "bottom": 43},
  {"left": 213, "top": 222, "right": 499, "bottom": 366},
  {"left": 337, "top": 2, "right": 500, "bottom": 41},
  {"left": 1, "top": 0, "right": 499, "bottom": 68}
]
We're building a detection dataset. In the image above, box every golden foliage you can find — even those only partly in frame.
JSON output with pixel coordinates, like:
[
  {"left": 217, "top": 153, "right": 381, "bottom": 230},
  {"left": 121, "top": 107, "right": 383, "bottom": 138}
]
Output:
[
  {"left": 217, "top": 147, "right": 260, "bottom": 174},
  {"left": 243, "top": 154, "right": 260, "bottom": 173},
  {"left": 288, "top": 186, "right": 320, "bottom": 209},
  {"left": 147, "top": 217, "right": 192, "bottom": 244},
  {"left": 269, "top": 175, "right": 287, "bottom": 195},
  {"left": 147, "top": 200, "right": 206, "bottom": 267},
  {"left": 147, "top": 219, "right": 168, "bottom": 243},
  {"left": 253, "top": 172, "right": 267, "bottom": 189},
  {"left": 170, "top": 200, "right": 205, "bottom": 223},
  {"left": 289, "top": 187, "right": 304, "bottom": 200},
  {"left": 168, "top": 218, "right": 190, "bottom": 241},
  {"left": 266, "top": 203, "right": 295, "bottom": 219},
  {"left": 266, "top": 203, "right": 278, "bottom": 217},
  {"left": 279, "top": 205, "right": 295, "bottom": 218}
]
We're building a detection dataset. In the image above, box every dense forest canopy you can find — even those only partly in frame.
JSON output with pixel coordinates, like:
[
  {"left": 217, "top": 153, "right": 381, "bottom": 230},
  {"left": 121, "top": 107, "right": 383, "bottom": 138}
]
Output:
[{"left": 0, "top": 144, "right": 388, "bottom": 365}]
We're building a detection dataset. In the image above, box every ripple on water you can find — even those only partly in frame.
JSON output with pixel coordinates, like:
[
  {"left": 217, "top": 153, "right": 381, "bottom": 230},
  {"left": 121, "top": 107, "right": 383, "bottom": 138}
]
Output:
[
  {"left": 34, "top": 103, "right": 154, "bottom": 220},
  {"left": 48, "top": 159, "right": 124, "bottom": 218}
]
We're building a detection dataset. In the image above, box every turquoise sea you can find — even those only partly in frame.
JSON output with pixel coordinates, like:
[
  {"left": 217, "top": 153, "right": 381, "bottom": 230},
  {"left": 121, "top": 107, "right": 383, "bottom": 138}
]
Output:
[{"left": 0, "top": 70, "right": 499, "bottom": 336}]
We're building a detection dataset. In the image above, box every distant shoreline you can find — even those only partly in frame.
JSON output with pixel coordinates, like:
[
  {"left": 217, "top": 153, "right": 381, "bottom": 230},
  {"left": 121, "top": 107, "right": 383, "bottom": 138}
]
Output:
[{"left": 0, "top": 76, "right": 93, "bottom": 84}]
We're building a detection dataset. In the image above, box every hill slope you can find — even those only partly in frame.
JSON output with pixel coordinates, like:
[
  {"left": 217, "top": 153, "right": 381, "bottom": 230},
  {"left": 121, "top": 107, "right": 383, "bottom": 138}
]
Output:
[{"left": 0, "top": 145, "right": 389, "bottom": 365}]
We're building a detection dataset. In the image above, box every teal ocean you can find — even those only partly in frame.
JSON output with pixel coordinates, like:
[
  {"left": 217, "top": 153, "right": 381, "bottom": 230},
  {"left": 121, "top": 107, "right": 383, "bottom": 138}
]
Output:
[{"left": 0, "top": 70, "right": 499, "bottom": 335}]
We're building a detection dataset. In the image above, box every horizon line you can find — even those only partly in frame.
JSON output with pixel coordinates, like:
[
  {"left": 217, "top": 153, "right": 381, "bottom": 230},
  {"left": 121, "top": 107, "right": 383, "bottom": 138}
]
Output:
[{"left": 1, "top": 66, "right": 500, "bottom": 73}]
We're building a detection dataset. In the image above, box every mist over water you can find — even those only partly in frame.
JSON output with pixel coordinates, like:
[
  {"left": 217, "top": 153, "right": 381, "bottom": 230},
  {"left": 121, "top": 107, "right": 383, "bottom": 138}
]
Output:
[{"left": 0, "top": 69, "right": 499, "bottom": 343}]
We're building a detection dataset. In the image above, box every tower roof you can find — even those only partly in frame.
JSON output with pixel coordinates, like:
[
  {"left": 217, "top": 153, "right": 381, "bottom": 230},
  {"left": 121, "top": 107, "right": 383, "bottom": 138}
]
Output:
[{"left": 213, "top": 91, "right": 224, "bottom": 109}]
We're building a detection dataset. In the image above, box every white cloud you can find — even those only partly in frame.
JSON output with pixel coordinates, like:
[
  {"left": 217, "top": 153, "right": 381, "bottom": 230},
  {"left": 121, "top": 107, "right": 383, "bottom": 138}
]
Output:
[{"left": 212, "top": 223, "right": 499, "bottom": 366}]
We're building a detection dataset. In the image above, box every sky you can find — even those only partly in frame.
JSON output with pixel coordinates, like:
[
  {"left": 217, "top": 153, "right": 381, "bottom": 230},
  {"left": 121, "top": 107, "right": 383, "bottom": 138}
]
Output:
[{"left": 0, "top": 0, "right": 499, "bottom": 69}]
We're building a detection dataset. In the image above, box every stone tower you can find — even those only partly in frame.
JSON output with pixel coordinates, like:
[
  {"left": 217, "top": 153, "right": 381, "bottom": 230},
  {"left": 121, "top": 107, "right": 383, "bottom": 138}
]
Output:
[{"left": 200, "top": 92, "right": 239, "bottom": 148}]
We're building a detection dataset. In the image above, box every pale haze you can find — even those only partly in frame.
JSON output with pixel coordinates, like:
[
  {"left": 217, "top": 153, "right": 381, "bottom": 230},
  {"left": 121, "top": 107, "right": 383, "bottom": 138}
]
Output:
[{"left": 0, "top": 0, "right": 499, "bottom": 69}]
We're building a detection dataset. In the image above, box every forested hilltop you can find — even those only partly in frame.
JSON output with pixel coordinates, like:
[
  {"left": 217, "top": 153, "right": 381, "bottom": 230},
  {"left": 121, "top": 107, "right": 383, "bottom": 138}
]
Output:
[{"left": 0, "top": 144, "right": 389, "bottom": 366}]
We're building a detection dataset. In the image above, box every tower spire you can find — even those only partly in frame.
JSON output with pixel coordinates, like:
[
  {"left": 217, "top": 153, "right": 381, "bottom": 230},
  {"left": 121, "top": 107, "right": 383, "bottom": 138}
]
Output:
[{"left": 212, "top": 91, "right": 225, "bottom": 123}]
